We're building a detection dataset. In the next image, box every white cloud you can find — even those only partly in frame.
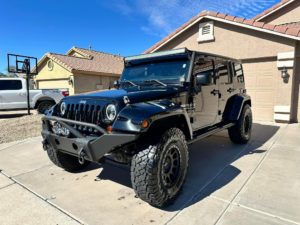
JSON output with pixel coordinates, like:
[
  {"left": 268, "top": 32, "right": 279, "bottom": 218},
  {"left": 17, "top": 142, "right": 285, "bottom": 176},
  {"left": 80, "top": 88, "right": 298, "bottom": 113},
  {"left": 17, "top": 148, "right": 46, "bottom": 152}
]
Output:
[{"left": 110, "top": 0, "right": 280, "bottom": 36}]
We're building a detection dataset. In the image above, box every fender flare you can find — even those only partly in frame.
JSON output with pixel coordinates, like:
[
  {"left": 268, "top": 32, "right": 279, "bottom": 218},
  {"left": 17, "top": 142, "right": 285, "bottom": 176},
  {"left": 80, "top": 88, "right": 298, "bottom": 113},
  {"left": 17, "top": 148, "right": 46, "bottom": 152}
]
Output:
[
  {"left": 146, "top": 110, "right": 193, "bottom": 140},
  {"left": 34, "top": 96, "right": 56, "bottom": 108},
  {"left": 112, "top": 103, "right": 193, "bottom": 140},
  {"left": 223, "top": 94, "right": 251, "bottom": 121}
]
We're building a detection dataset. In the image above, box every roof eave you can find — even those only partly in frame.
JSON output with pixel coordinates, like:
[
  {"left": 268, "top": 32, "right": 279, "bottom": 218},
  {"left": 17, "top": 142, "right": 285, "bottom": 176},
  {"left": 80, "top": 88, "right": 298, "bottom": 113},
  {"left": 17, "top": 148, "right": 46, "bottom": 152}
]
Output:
[
  {"left": 254, "top": 0, "right": 295, "bottom": 21},
  {"left": 146, "top": 15, "right": 300, "bottom": 54},
  {"left": 72, "top": 69, "right": 121, "bottom": 77}
]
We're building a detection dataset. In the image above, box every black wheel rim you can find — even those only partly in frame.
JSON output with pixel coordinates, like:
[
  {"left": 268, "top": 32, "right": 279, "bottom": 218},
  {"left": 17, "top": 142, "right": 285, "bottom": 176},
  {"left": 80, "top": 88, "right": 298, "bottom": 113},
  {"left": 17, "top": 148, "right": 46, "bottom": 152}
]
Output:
[
  {"left": 244, "top": 115, "right": 251, "bottom": 135},
  {"left": 161, "top": 145, "right": 181, "bottom": 188}
]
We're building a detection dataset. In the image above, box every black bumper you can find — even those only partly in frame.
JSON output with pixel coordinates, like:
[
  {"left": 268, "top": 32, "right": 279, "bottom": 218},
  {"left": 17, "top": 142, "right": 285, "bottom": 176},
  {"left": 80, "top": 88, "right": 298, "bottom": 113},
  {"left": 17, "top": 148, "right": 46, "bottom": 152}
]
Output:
[{"left": 41, "top": 116, "right": 138, "bottom": 162}]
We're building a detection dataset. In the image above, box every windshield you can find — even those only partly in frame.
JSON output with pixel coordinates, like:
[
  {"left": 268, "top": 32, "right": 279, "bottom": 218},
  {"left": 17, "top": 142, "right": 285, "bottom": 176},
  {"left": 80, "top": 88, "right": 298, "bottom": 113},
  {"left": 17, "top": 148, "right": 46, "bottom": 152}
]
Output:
[{"left": 121, "top": 59, "right": 190, "bottom": 85}]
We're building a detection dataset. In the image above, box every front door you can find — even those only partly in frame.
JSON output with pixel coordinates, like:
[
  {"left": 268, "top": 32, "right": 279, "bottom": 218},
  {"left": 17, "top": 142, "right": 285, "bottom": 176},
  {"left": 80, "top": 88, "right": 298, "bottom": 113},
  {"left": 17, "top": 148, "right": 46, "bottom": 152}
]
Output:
[{"left": 191, "top": 56, "right": 219, "bottom": 130}]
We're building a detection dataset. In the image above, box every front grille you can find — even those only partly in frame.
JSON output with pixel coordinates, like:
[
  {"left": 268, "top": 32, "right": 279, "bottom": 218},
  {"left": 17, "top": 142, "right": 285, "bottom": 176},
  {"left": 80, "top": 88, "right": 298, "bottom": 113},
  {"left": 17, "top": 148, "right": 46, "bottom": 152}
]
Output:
[{"left": 64, "top": 103, "right": 103, "bottom": 124}]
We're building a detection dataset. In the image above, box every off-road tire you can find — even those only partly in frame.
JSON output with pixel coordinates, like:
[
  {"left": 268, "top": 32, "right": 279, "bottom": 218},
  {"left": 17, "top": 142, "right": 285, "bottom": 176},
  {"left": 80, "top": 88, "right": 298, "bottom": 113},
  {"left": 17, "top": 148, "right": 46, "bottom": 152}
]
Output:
[
  {"left": 131, "top": 128, "right": 189, "bottom": 208},
  {"left": 37, "top": 100, "right": 55, "bottom": 114},
  {"left": 46, "top": 144, "right": 90, "bottom": 172},
  {"left": 228, "top": 104, "right": 252, "bottom": 144}
]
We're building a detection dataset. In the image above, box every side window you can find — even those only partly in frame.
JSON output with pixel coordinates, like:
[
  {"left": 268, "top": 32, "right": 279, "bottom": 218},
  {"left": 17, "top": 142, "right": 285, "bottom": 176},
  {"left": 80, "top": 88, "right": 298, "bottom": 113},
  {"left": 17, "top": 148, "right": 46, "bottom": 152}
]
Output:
[
  {"left": 215, "top": 61, "right": 232, "bottom": 84},
  {"left": 0, "top": 80, "right": 22, "bottom": 91},
  {"left": 193, "top": 56, "right": 214, "bottom": 85},
  {"left": 233, "top": 63, "right": 244, "bottom": 83}
]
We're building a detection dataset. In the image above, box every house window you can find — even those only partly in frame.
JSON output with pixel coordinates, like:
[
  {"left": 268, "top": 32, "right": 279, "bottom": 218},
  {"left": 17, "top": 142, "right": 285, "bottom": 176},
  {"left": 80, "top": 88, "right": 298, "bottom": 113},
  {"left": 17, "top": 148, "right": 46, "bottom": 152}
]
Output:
[{"left": 197, "top": 21, "right": 215, "bottom": 42}]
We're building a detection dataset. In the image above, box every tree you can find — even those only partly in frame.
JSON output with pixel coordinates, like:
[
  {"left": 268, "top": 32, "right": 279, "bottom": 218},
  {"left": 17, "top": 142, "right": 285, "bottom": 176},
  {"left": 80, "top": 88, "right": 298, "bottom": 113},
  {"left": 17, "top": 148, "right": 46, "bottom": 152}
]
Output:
[{"left": 4, "top": 66, "right": 17, "bottom": 77}]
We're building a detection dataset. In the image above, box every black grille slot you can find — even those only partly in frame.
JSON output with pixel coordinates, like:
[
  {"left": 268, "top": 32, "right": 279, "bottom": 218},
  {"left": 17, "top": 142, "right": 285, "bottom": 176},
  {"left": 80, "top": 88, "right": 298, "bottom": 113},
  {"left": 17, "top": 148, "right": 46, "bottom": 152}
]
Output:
[{"left": 65, "top": 103, "right": 102, "bottom": 125}]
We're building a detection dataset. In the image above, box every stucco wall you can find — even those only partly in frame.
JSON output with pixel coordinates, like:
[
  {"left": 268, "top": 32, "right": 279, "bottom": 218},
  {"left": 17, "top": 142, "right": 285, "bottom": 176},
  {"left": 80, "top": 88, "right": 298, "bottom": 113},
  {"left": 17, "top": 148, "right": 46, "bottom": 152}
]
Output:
[
  {"left": 157, "top": 20, "right": 297, "bottom": 121},
  {"left": 293, "top": 43, "right": 300, "bottom": 122},
  {"left": 74, "top": 74, "right": 118, "bottom": 94},
  {"left": 35, "top": 59, "right": 74, "bottom": 94},
  {"left": 159, "top": 20, "right": 295, "bottom": 59},
  {"left": 259, "top": 1, "right": 300, "bottom": 25}
]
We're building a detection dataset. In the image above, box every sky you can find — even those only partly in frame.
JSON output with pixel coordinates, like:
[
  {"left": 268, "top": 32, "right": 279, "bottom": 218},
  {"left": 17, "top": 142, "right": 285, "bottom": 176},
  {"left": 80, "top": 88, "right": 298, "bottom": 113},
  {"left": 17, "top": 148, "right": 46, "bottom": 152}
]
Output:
[{"left": 0, "top": 0, "right": 280, "bottom": 73}]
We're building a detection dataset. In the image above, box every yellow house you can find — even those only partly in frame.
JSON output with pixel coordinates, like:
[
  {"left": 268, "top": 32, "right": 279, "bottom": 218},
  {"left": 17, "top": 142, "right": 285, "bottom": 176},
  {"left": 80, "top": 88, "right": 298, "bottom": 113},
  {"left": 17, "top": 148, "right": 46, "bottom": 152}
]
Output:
[{"left": 35, "top": 47, "right": 124, "bottom": 95}]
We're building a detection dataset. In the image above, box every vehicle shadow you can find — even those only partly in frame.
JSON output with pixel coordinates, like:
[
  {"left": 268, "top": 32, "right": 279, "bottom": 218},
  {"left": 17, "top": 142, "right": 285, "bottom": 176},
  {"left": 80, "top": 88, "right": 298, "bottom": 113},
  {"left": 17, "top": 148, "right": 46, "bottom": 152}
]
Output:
[
  {"left": 0, "top": 110, "right": 37, "bottom": 119},
  {"left": 87, "top": 123, "right": 280, "bottom": 211}
]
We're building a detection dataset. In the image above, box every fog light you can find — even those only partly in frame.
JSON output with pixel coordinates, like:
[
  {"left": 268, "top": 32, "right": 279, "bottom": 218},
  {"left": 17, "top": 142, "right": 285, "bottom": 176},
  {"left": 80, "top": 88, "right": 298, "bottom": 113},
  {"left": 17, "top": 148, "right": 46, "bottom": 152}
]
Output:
[{"left": 52, "top": 122, "right": 70, "bottom": 136}]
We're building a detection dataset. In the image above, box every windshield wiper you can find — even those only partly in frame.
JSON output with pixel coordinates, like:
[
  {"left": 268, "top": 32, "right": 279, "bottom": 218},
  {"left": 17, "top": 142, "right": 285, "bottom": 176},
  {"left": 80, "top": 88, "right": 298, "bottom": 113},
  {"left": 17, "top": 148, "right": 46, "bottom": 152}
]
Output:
[
  {"left": 120, "top": 80, "right": 139, "bottom": 87},
  {"left": 143, "top": 79, "right": 167, "bottom": 87}
]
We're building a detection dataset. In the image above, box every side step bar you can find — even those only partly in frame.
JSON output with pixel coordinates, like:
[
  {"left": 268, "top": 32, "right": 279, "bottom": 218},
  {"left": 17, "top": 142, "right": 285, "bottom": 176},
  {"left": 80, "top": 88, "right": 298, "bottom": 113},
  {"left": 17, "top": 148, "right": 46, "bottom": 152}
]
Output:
[{"left": 188, "top": 123, "right": 234, "bottom": 145}]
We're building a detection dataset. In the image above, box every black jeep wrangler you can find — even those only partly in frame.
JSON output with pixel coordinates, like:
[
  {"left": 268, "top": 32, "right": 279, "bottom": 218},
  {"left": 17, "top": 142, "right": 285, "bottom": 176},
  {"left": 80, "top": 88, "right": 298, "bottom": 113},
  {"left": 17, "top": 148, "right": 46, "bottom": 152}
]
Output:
[{"left": 41, "top": 48, "right": 252, "bottom": 207}]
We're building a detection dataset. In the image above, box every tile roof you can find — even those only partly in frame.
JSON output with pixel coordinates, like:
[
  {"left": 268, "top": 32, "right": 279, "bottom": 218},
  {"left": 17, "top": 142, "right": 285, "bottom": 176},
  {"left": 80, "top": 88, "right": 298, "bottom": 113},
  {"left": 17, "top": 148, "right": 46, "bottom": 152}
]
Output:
[
  {"left": 144, "top": 10, "right": 300, "bottom": 54},
  {"left": 253, "top": 0, "right": 295, "bottom": 21},
  {"left": 46, "top": 47, "right": 124, "bottom": 75},
  {"left": 278, "top": 21, "right": 300, "bottom": 27}
]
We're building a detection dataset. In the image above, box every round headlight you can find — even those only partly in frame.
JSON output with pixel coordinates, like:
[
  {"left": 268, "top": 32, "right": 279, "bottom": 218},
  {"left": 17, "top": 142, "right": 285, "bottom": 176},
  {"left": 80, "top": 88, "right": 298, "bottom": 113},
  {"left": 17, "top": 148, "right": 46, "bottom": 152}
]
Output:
[
  {"left": 106, "top": 104, "right": 117, "bottom": 121},
  {"left": 60, "top": 102, "right": 66, "bottom": 115}
]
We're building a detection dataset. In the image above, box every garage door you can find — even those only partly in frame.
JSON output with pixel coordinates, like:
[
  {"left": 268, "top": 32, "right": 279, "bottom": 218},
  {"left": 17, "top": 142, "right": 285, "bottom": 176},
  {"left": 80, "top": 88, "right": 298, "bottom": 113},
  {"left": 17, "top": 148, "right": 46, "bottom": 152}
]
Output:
[
  {"left": 243, "top": 61, "right": 277, "bottom": 122},
  {"left": 37, "top": 79, "right": 70, "bottom": 91}
]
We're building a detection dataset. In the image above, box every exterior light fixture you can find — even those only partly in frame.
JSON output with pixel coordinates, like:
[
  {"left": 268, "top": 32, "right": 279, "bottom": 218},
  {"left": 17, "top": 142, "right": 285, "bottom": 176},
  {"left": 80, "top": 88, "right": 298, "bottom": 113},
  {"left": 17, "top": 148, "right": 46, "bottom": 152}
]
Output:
[
  {"left": 280, "top": 67, "right": 289, "bottom": 83},
  {"left": 68, "top": 76, "right": 74, "bottom": 86}
]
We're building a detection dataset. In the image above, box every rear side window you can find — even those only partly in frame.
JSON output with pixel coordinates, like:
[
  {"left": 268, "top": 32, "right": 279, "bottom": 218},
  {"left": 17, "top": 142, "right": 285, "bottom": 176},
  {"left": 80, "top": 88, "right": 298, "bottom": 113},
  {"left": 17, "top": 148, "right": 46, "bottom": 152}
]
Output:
[
  {"left": 0, "top": 80, "right": 22, "bottom": 90},
  {"left": 233, "top": 63, "right": 244, "bottom": 83}
]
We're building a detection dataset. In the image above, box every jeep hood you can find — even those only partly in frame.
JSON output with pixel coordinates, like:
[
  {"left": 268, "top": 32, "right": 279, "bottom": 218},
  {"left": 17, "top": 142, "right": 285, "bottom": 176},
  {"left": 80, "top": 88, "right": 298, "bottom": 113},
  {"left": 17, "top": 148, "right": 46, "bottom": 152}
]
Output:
[{"left": 64, "top": 87, "right": 185, "bottom": 105}]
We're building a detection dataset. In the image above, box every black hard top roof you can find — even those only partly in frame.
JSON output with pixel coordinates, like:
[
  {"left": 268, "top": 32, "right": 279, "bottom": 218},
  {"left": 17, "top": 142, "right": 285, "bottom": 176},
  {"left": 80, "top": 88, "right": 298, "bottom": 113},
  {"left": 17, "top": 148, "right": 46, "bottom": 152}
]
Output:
[{"left": 125, "top": 48, "right": 241, "bottom": 64}]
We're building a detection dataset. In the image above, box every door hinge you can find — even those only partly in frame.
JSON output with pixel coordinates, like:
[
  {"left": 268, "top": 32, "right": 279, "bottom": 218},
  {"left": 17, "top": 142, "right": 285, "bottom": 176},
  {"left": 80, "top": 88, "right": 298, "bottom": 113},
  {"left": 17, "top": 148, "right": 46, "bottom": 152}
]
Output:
[{"left": 218, "top": 110, "right": 222, "bottom": 115}]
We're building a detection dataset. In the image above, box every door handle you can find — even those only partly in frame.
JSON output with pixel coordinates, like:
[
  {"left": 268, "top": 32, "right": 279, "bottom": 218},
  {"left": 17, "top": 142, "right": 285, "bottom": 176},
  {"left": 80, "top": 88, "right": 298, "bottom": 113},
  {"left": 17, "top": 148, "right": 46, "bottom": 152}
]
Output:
[
  {"left": 210, "top": 89, "right": 219, "bottom": 96},
  {"left": 227, "top": 88, "right": 235, "bottom": 93}
]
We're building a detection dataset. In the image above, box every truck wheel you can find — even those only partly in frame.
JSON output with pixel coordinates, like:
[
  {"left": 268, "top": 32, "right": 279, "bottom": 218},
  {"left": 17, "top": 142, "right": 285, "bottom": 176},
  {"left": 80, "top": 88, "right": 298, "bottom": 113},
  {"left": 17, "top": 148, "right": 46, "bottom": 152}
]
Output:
[
  {"left": 228, "top": 104, "right": 252, "bottom": 144},
  {"left": 131, "top": 128, "right": 189, "bottom": 208},
  {"left": 46, "top": 144, "right": 90, "bottom": 172},
  {"left": 37, "top": 100, "right": 55, "bottom": 114}
]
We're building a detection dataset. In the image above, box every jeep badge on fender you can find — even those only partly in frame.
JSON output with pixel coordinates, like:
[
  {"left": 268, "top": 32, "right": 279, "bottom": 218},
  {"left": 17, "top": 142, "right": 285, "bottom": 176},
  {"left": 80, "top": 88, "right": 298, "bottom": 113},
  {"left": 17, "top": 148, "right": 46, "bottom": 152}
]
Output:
[{"left": 41, "top": 48, "right": 252, "bottom": 208}]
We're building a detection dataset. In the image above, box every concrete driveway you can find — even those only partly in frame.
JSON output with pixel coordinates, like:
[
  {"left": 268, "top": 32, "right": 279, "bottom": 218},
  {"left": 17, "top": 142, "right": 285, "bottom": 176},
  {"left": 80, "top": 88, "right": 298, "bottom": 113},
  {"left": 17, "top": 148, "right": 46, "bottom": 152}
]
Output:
[{"left": 0, "top": 122, "right": 299, "bottom": 225}]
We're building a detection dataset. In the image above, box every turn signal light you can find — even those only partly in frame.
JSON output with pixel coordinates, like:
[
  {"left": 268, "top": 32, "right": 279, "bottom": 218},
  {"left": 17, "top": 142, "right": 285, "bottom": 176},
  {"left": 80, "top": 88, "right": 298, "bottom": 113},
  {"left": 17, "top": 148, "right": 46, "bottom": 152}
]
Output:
[
  {"left": 107, "top": 126, "right": 113, "bottom": 133},
  {"left": 141, "top": 120, "right": 149, "bottom": 129}
]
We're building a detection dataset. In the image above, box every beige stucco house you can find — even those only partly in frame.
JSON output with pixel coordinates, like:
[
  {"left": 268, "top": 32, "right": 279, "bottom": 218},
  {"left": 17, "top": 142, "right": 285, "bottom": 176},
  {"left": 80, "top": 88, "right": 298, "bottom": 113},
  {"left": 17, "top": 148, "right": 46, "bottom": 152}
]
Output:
[
  {"left": 35, "top": 47, "right": 124, "bottom": 95},
  {"left": 145, "top": 0, "right": 300, "bottom": 123}
]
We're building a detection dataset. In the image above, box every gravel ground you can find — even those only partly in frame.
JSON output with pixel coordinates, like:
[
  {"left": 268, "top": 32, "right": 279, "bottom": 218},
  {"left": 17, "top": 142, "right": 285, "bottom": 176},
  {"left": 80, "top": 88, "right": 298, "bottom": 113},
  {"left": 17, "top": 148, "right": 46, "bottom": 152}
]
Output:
[{"left": 0, "top": 115, "right": 43, "bottom": 144}]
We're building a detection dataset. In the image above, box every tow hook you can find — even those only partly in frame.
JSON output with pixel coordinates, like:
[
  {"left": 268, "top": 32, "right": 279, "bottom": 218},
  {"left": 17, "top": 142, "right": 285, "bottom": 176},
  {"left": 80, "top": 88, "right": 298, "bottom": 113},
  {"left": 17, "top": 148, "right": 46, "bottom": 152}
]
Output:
[{"left": 78, "top": 148, "right": 86, "bottom": 165}]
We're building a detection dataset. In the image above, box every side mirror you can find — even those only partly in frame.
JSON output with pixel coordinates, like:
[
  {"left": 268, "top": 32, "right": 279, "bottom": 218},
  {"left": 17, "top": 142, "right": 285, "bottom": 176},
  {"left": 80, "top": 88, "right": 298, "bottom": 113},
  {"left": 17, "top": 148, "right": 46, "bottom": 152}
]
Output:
[{"left": 196, "top": 73, "right": 212, "bottom": 86}]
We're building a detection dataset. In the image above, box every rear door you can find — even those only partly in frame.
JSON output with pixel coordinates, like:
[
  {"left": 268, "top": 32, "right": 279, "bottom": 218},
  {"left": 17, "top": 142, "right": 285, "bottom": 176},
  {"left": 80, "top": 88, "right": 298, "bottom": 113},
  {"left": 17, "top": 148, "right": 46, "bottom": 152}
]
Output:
[
  {"left": 215, "top": 60, "right": 235, "bottom": 123},
  {"left": 191, "top": 55, "right": 219, "bottom": 130},
  {"left": 0, "top": 79, "right": 27, "bottom": 109}
]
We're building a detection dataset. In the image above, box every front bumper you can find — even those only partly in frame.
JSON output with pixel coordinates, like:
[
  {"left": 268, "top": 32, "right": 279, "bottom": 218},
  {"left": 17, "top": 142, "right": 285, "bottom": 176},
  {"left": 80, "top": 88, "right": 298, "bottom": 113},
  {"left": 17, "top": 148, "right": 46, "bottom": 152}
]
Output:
[{"left": 41, "top": 116, "right": 138, "bottom": 163}]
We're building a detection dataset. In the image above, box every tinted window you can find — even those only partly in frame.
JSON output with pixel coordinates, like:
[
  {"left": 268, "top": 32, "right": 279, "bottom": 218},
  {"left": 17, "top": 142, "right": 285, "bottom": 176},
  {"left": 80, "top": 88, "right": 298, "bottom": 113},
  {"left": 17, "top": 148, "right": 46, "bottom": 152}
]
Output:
[
  {"left": 0, "top": 80, "right": 22, "bottom": 90},
  {"left": 233, "top": 63, "right": 244, "bottom": 83},
  {"left": 216, "top": 62, "right": 232, "bottom": 84},
  {"left": 122, "top": 59, "right": 190, "bottom": 84},
  {"left": 193, "top": 57, "right": 214, "bottom": 85},
  {"left": 234, "top": 63, "right": 243, "bottom": 76}
]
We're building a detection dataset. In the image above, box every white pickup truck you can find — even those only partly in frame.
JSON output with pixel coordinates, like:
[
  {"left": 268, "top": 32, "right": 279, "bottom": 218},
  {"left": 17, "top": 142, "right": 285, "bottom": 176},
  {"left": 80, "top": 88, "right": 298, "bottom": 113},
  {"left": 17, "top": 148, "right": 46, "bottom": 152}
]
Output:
[{"left": 0, "top": 78, "right": 68, "bottom": 113}]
